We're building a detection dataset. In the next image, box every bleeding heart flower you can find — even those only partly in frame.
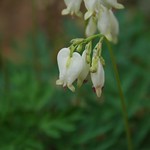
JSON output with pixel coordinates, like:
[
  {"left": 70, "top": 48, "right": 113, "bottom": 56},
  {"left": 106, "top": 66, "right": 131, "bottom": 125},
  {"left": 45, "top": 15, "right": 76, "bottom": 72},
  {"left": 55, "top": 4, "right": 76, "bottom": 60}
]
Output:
[
  {"left": 91, "top": 60, "right": 105, "bottom": 97},
  {"left": 56, "top": 48, "right": 83, "bottom": 92},
  {"left": 97, "top": 7, "right": 119, "bottom": 43},
  {"left": 62, "top": 0, "right": 82, "bottom": 17}
]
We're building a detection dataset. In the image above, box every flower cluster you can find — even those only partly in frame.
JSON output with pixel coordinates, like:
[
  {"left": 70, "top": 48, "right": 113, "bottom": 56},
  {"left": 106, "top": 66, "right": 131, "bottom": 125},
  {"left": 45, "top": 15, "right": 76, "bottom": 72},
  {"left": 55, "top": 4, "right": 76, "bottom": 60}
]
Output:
[
  {"left": 56, "top": 0, "right": 124, "bottom": 98},
  {"left": 56, "top": 37, "right": 105, "bottom": 97},
  {"left": 62, "top": 0, "right": 124, "bottom": 43}
]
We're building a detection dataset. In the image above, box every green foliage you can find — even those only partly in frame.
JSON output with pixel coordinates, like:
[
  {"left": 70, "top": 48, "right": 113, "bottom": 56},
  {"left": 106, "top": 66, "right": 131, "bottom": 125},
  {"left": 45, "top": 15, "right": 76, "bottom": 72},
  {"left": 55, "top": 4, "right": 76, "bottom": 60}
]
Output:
[{"left": 0, "top": 10, "right": 150, "bottom": 150}]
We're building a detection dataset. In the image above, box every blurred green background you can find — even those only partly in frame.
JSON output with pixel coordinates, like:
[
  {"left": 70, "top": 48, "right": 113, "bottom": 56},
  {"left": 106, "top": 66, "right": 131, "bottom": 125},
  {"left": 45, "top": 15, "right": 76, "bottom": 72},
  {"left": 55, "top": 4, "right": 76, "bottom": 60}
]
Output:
[{"left": 0, "top": 0, "right": 150, "bottom": 150}]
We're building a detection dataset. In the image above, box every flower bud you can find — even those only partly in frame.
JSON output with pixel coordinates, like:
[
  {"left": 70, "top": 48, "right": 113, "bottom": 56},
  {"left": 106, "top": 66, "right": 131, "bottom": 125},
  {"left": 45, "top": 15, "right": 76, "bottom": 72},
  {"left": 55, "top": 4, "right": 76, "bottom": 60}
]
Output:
[{"left": 77, "top": 44, "right": 83, "bottom": 52}]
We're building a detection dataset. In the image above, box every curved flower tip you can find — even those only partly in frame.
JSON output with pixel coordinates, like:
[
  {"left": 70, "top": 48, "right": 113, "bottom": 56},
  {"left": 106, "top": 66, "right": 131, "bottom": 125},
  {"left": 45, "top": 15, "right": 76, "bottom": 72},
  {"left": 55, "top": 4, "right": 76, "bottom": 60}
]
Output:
[
  {"left": 61, "top": 9, "right": 70, "bottom": 15},
  {"left": 84, "top": 11, "right": 93, "bottom": 20},
  {"left": 114, "top": 3, "right": 124, "bottom": 9},
  {"left": 93, "top": 86, "right": 102, "bottom": 97},
  {"left": 100, "top": 0, "right": 124, "bottom": 9},
  {"left": 56, "top": 79, "right": 63, "bottom": 85},
  {"left": 67, "top": 84, "right": 75, "bottom": 92},
  {"left": 84, "top": 0, "right": 98, "bottom": 20},
  {"left": 91, "top": 60, "right": 105, "bottom": 97},
  {"left": 56, "top": 47, "right": 83, "bottom": 92}
]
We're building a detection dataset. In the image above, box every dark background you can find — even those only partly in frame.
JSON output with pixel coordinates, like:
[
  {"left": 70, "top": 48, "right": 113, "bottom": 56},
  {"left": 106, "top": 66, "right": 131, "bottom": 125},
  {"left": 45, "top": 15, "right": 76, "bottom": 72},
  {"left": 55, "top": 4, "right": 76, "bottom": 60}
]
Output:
[{"left": 0, "top": 0, "right": 150, "bottom": 149}]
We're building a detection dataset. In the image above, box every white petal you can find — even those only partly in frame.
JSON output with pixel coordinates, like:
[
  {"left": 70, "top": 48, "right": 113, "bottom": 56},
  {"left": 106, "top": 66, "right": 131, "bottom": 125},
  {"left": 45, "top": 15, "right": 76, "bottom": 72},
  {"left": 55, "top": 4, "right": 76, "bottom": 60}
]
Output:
[
  {"left": 56, "top": 79, "right": 63, "bottom": 85},
  {"left": 84, "top": 0, "right": 97, "bottom": 11},
  {"left": 91, "top": 60, "right": 105, "bottom": 97},
  {"left": 97, "top": 7, "right": 111, "bottom": 38},
  {"left": 62, "top": 0, "right": 82, "bottom": 16},
  {"left": 100, "top": 0, "right": 124, "bottom": 9},
  {"left": 67, "top": 84, "right": 75, "bottom": 92},
  {"left": 77, "top": 50, "right": 90, "bottom": 87},
  {"left": 57, "top": 48, "right": 70, "bottom": 84},
  {"left": 64, "top": 0, "right": 71, "bottom": 5},
  {"left": 62, "top": 9, "right": 70, "bottom": 15},
  {"left": 84, "top": 0, "right": 98, "bottom": 19},
  {"left": 85, "top": 17, "right": 97, "bottom": 37},
  {"left": 109, "top": 10, "right": 119, "bottom": 43},
  {"left": 108, "top": 0, "right": 124, "bottom": 9},
  {"left": 66, "top": 52, "right": 83, "bottom": 87},
  {"left": 97, "top": 7, "right": 119, "bottom": 43},
  {"left": 84, "top": 11, "right": 93, "bottom": 20}
]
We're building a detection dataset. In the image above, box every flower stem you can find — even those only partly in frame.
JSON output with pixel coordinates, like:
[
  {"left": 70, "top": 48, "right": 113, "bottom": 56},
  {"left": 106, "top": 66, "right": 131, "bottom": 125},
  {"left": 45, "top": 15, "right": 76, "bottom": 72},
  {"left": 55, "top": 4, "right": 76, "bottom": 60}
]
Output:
[
  {"left": 85, "top": 34, "right": 101, "bottom": 42},
  {"left": 71, "top": 34, "right": 101, "bottom": 46},
  {"left": 106, "top": 41, "right": 133, "bottom": 150}
]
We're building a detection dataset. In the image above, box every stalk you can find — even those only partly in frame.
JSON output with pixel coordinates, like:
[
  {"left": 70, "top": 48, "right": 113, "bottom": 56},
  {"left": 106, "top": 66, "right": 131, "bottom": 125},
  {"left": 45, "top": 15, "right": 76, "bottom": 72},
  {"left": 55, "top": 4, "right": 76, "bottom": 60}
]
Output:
[{"left": 106, "top": 40, "right": 133, "bottom": 150}]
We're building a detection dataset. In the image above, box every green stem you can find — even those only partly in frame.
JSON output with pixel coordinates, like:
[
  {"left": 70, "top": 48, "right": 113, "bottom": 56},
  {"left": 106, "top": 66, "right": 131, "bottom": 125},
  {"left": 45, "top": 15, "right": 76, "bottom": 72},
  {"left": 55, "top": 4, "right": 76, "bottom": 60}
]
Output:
[
  {"left": 85, "top": 34, "right": 101, "bottom": 42},
  {"left": 106, "top": 40, "right": 133, "bottom": 150},
  {"left": 71, "top": 34, "right": 101, "bottom": 46}
]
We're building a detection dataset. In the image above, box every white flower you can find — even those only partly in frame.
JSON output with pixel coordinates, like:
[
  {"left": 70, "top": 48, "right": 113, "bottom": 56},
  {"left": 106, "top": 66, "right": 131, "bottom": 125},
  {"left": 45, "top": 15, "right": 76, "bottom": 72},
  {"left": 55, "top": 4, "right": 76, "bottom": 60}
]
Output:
[
  {"left": 100, "top": 0, "right": 124, "bottom": 9},
  {"left": 108, "top": 9, "right": 119, "bottom": 43},
  {"left": 91, "top": 60, "right": 105, "bottom": 97},
  {"left": 56, "top": 48, "right": 83, "bottom": 92},
  {"left": 62, "top": 0, "right": 82, "bottom": 17},
  {"left": 85, "top": 17, "right": 97, "bottom": 37},
  {"left": 84, "top": 0, "right": 98, "bottom": 20},
  {"left": 97, "top": 7, "right": 119, "bottom": 43},
  {"left": 77, "top": 50, "right": 90, "bottom": 87}
]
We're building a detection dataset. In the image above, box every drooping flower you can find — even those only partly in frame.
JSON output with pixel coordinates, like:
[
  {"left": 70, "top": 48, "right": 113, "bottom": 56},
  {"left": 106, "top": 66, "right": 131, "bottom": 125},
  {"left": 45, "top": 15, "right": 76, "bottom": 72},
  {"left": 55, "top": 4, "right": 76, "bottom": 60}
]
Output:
[
  {"left": 56, "top": 48, "right": 83, "bottom": 92},
  {"left": 97, "top": 7, "right": 119, "bottom": 43},
  {"left": 100, "top": 0, "right": 124, "bottom": 9},
  {"left": 91, "top": 59, "right": 105, "bottom": 97},
  {"left": 62, "top": 0, "right": 82, "bottom": 17},
  {"left": 84, "top": 0, "right": 98, "bottom": 20},
  {"left": 77, "top": 50, "right": 90, "bottom": 87},
  {"left": 108, "top": 9, "right": 119, "bottom": 43},
  {"left": 85, "top": 17, "right": 97, "bottom": 37}
]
